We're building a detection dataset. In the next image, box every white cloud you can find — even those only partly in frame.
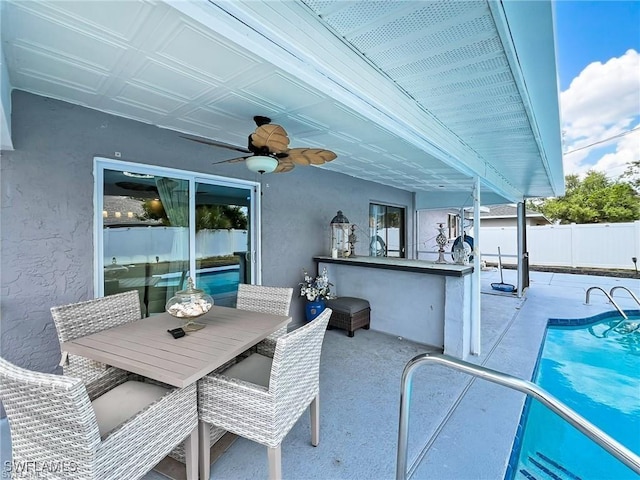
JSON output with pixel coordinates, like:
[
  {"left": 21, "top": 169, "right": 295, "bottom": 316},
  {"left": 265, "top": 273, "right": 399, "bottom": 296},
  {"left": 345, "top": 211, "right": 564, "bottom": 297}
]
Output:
[
  {"left": 560, "top": 49, "right": 640, "bottom": 178},
  {"left": 592, "top": 129, "right": 640, "bottom": 177}
]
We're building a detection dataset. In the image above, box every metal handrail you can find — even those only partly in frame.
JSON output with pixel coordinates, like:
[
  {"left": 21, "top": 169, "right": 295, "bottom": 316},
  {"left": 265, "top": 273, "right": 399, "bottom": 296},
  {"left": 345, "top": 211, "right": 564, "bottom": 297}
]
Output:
[
  {"left": 610, "top": 286, "right": 640, "bottom": 307},
  {"left": 396, "top": 353, "right": 640, "bottom": 480},
  {"left": 586, "top": 286, "right": 628, "bottom": 320}
]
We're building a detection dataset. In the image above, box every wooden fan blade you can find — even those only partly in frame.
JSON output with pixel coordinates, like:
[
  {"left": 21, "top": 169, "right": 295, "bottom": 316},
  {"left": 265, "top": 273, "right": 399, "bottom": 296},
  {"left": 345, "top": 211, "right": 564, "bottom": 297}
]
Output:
[
  {"left": 274, "top": 159, "right": 295, "bottom": 173},
  {"left": 250, "top": 124, "right": 290, "bottom": 153},
  {"left": 310, "top": 149, "right": 337, "bottom": 165},
  {"left": 180, "top": 135, "right": 251, "bottom": 153},
  {"left": 287, "top": 148, "right": 337, "bottom": 166}
]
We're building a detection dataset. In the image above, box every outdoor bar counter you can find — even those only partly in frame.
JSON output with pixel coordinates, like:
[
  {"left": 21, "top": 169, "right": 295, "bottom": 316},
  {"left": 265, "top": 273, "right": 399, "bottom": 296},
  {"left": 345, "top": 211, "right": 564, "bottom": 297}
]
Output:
[{"left": 314, "top": 256, "right": 474, "bottom": 358}]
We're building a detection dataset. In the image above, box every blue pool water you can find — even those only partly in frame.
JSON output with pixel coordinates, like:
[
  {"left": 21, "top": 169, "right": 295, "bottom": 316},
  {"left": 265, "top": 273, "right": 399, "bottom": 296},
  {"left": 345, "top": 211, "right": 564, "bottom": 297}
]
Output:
[
  {"left": 157, "top": 266, "right": 240, "bottom": 294},
  {"left": 513, "top": 311, "right": 640, "bottom": 479},
  {"left": 196, "top": 267, "right": 240, "bottom": 295}
]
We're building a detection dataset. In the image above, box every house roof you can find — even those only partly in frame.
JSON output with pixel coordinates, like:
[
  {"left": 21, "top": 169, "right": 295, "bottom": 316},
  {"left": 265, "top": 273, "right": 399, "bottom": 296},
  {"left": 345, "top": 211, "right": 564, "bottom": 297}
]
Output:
[
  {"left": 102, "top": 196, "right": 158, "bottom": 227},
  {"left": 0, "top": 0, "right": 563, "bottom": 205}
]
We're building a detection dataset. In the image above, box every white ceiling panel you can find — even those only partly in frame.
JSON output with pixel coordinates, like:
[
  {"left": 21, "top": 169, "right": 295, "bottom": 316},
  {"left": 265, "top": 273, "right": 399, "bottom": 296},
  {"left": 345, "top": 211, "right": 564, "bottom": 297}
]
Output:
[
  {"left": 44, "top": 0, "right": 153, "bottom": 41},
  {"left": 6, "top": 5, "right": 127, "bottom": 72},
  {"left": 1, "top": 0, "right": 563, "bottom": 201},
  {"left": 241, "top": 73, "right": 326, "bottom": 112},
  {"left": 206, "top": 92, "right": 281, "bottom": 123},
  {"left": 132, "top": 60, "right": 213, "bottom": 101},
  {"left": 9, "top": 45, "right": 107, "bottom": 94},
  {"left": 277, "top": 115, "right": 333, "bottom": 137},
  {"left": 157, "top": 24, "right": 261, "bottom": 83},
  {"left": 113, "top": 82, "right": 186, "bottom": 115}
]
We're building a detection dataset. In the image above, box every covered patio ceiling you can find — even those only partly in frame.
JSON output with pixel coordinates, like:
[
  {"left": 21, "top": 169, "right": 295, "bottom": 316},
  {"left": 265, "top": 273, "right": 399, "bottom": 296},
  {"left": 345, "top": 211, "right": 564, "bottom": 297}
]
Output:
[{"left": 0, "top": 0, "right": 564, "bottom": 206}]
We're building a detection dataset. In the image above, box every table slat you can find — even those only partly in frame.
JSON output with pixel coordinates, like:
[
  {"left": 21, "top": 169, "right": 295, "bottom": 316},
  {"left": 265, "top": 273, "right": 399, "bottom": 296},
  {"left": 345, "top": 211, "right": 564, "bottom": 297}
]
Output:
[{"left": 62, "top": 305, "right": 291, "bottom": 387}]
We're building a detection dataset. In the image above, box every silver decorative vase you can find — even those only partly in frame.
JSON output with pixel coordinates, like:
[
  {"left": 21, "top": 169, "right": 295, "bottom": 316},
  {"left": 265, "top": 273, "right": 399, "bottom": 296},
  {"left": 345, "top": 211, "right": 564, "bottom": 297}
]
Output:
[{"left": 435, "top": 224, "right": 448, "bottom": 264}]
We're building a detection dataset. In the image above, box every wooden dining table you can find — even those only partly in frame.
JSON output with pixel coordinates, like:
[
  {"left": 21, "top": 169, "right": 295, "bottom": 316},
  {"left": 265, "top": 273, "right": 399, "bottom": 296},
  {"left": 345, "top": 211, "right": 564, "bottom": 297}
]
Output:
[{"left": 61, "top": 305, "right": 292, "bottom": 388}]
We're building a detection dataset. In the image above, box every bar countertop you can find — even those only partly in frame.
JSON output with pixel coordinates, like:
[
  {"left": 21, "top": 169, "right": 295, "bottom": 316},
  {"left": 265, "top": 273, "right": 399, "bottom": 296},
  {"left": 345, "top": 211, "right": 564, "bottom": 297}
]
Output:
[{"left": 313, "top": 255, "right": 473, "bottom": 277}]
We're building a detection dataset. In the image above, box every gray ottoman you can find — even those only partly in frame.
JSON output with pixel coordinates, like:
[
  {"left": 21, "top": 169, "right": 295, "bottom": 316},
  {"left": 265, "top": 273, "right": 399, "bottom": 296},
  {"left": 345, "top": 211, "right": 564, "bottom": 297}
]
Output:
[{"left": 325, "top": 297, "right": 371, "bottom": 337}]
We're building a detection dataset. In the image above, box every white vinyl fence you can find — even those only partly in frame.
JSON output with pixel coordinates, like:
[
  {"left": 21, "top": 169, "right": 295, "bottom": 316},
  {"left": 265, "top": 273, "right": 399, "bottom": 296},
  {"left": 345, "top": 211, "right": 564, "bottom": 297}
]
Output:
[
  {"left": 104, "top": 227, "right": 248, "bottom": 265},
  {"left": 479, "top": 221, "right": 640, "bottom": 271}
]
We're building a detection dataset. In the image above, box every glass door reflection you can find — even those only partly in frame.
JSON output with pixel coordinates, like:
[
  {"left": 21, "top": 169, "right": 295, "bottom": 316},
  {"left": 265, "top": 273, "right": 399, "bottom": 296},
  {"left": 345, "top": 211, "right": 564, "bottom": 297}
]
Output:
[
  {"left": 99, "top": 162, "right": 257, "bottom": 314},
  {"left": 194, "top": 181, "right": 252, "bottom": 307},
  {"left": 102, "top": 170, "right": 189, "bottom": 316}
]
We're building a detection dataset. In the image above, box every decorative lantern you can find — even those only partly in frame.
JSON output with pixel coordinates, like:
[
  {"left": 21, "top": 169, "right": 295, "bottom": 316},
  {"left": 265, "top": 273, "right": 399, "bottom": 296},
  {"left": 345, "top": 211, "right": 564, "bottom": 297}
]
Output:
[{"left": 330, "top": 210, "right": 351, "bottom": 258}]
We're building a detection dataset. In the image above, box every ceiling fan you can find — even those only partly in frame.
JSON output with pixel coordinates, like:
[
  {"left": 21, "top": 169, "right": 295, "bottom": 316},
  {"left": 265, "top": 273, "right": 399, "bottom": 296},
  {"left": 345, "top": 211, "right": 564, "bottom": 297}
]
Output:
[{"left": 182, "top": 116, "right": 337, "bottom": 174}]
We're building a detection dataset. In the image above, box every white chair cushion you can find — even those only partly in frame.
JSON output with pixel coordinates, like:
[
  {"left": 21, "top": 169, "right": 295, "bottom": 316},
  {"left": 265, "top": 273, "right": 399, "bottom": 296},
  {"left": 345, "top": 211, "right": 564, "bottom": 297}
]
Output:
[
  {"left": 222, "top": 353, "right": 272, "bottom": 388},
  {"left": 91, "top": 380, "right": 170, "bottom": 438}
]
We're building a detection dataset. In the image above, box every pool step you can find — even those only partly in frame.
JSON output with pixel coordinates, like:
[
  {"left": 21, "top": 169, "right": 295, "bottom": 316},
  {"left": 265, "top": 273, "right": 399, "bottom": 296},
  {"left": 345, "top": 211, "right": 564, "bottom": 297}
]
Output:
[{"left": 517, "top": 451, "right": 582, "bottom": 480}]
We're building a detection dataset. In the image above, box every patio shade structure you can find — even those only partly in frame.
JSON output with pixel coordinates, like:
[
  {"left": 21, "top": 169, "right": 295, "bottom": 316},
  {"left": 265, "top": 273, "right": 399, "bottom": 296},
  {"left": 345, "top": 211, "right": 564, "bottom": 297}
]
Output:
[
  {"left": 0, "top": 1, "right": 564, "bottom": 369},
  {"left": 0, "top": 0, "right": 563, "bottom": 204}
]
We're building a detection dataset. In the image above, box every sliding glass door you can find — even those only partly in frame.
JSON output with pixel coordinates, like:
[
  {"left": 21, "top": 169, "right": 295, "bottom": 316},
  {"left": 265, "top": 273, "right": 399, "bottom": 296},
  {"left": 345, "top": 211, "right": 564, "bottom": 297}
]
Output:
[{"left": 96, "top": 158, "right": 259, "bottom": 314}]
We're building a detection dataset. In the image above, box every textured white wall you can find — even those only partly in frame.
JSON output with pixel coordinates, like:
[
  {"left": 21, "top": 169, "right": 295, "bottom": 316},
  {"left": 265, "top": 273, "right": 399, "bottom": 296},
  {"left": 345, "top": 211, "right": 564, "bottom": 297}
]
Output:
[{"left": 319, "top": 261, "right": 446, "bottom": 347}]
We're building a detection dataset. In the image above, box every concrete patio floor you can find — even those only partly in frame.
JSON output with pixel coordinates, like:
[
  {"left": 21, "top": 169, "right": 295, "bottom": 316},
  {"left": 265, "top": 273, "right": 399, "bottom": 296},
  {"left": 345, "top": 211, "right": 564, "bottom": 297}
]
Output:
[{"left": 2, "top": 269, "right": 638, "bottom": 479}]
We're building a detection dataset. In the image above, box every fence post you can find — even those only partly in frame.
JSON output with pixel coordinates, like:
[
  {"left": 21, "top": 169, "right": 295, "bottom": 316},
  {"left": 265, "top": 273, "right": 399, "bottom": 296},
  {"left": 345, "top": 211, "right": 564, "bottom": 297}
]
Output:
[
  {"left": 570, "top": 223, "right": 577, "bottom": 268},
  {"left": 635, "top": 221, "right": 640, "bottom": 266}
]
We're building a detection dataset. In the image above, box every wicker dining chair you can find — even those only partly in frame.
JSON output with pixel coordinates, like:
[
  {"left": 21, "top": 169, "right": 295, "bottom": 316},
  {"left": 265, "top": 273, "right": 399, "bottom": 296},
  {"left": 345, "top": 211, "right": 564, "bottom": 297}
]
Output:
[
  {"left": 51, "top": 290, "right": 141, "bottom": 382},
  {"left": 0, "top": 356, "right": 198, "bottom": 480},
  {"left": 236, "top": 283, "right": 294, "bottom": 357},
  {"left": 197, "top": 307, "right": 332, "bottom": 480},
  {"left": 179, "top": 285, "right": 294, "bottom": 467}
]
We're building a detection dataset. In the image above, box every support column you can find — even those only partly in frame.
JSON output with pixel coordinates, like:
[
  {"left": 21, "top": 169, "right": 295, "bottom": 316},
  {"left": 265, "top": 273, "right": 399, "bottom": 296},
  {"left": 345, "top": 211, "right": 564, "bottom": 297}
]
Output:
[
  {"left": 471, "top": 178, "right": 481, "bottom": 355},
  {"left": 444, "top": 275, "right": 472, "bottom": 359},
  {"left": 517, "top": 202, "right": 529, "bottom": 297}
]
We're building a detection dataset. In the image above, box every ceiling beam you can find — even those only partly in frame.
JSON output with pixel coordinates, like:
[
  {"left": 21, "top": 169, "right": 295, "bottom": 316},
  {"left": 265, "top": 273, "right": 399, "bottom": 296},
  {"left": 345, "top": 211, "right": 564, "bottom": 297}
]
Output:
[{"left": 489, "top": 0, "right": 564, "bottom": 197}]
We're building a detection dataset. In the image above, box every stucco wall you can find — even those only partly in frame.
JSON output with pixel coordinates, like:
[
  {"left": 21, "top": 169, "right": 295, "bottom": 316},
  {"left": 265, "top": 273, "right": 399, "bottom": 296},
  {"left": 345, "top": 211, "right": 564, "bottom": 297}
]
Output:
[{"left": 0, "top": 91, "right": 414, "bottom": 377}]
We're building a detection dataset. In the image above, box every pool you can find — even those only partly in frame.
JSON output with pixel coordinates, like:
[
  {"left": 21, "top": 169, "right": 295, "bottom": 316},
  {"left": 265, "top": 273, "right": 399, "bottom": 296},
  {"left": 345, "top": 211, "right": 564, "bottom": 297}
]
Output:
[
  {"left": 156, "top": 266, "right": 240, "bottom": 295},
  {"left": 196, "top": 267, "right": 240, "bottom": 295},
  {"left": 509, "top": 310, "right": 640, "bottom": 480}
]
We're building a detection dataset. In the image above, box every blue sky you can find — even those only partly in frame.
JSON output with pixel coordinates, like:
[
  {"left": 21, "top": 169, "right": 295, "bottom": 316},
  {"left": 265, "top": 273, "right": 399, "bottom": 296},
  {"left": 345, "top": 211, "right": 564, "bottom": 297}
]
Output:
[
  {"left": 554, "top": 1, "right": 640, "bottom": 178},
  {"left": 555, "top": 1, "right": 640, "bottom": 90}
]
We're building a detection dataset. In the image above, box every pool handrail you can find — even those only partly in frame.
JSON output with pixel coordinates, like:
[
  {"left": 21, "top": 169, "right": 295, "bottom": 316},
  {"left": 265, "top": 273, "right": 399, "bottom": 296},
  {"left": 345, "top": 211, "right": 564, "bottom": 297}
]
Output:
[
  {"left": 585, "top": 286, "right": 628, "bottom": 320},
  {"left": 609, "top": 286, "right": 640, "bottom": 307},
  {"left": 396, "top": 352, "right": 640, "bottom": 480}
]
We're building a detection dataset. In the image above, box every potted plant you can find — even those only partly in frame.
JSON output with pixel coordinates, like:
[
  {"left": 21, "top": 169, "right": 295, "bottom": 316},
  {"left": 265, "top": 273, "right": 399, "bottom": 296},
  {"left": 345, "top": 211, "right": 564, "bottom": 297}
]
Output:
[{"left": 300, "top": 267, "right": 332, "bottom": 321}]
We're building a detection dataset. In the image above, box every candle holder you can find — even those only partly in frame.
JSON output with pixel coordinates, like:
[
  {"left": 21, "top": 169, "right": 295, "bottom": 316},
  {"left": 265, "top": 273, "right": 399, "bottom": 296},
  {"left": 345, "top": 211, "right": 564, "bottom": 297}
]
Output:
[{"left": 435, "top": 223, "right": 448, "bottom": 264}]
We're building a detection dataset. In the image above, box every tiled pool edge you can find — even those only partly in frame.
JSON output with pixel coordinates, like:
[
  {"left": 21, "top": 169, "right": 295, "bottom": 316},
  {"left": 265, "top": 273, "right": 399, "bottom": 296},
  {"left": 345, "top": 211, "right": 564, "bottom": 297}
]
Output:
[
  {"left": 503, "top": 326, "right": 548, "bottom": 480},
  {"left": 548, "top": 309, "right": 640, "bottom": 326}
]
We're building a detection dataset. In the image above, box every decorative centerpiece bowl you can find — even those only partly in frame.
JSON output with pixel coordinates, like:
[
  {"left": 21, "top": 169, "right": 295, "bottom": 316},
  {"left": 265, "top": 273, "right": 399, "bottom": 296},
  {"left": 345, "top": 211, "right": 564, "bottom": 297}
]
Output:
[{"left": 166, "top": 277, "right": 212, "bottom": 330}]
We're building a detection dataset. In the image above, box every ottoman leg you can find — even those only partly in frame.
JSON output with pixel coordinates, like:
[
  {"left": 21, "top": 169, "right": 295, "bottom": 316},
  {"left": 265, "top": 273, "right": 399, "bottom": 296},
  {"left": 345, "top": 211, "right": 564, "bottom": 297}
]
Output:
[
  {"left": 364, "top": 324, "right": 370, "bottom": 330},
  {"left": 348, "top": 330, "right": 354, "bottom": 337}
]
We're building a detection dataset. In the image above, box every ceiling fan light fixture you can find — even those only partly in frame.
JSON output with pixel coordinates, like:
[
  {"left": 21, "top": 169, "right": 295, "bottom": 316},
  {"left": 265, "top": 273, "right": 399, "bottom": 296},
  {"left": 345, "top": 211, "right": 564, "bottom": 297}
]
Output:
[{"left": 246, "top": 155, "right": 278, "bottom": 174}]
